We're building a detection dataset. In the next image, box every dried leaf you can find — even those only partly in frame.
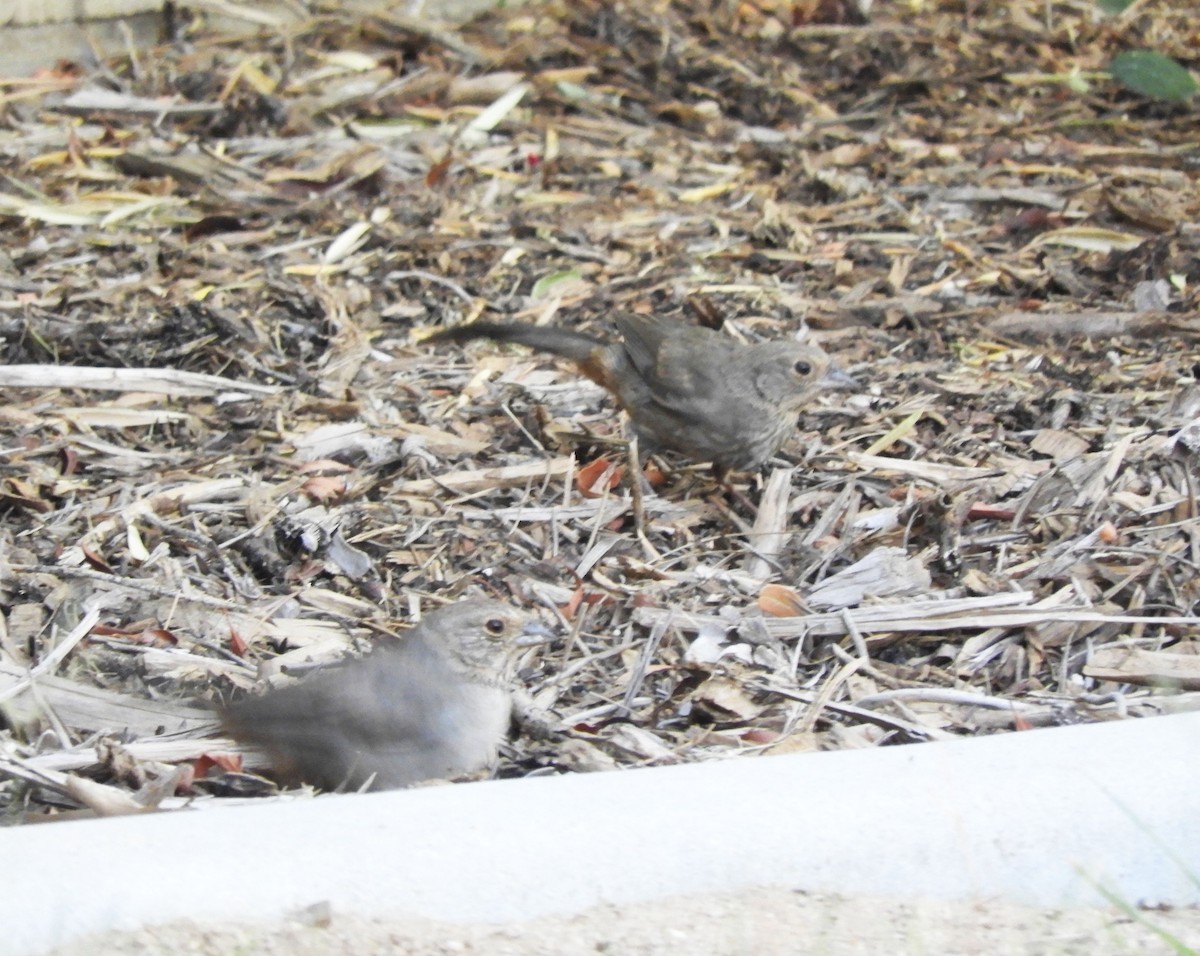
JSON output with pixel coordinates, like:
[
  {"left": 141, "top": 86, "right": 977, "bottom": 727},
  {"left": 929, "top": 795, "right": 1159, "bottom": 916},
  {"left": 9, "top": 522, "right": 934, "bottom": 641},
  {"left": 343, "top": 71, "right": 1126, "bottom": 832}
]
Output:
[
  {"left": 758, "top": 584, "right": 806, "bottom": 617},
  {"left": 577, "top": 457, "right": 623, "bottom": 497}
]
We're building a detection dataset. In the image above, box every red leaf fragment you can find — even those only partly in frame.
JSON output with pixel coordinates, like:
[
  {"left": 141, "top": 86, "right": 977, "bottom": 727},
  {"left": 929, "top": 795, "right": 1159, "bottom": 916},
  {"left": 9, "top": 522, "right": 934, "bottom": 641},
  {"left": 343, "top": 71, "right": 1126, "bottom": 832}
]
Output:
[
  {"left": 194, "top": 752, "right": 243, "bottom": 777},
  {"left": 228, "top": 628, "right": 249, "bottom": 657},
  {"left": 81, "top": 547, "right": 114, "bottom": 573},
  {"left": 577, "top": 457, "right": 623, "bottom": 497},
  {"left": 966, "top": 503, "right": 1016, "bottom": 521},
  {"left": 426, "top": 152, "right": 453, "bottom": 187}
]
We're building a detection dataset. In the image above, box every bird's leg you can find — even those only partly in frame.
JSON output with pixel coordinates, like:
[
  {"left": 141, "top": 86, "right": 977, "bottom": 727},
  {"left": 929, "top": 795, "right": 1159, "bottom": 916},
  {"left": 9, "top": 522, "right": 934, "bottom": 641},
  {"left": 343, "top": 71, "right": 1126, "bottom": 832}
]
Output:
[
  {"left": 626, "top": 433, "right": 661, "bottom": 559},
  {"left": 705, "top": 461, "right": 759, "bottom": 516},
  {"left": 725, "top": 480, "right": 761, "bottom": 517}
]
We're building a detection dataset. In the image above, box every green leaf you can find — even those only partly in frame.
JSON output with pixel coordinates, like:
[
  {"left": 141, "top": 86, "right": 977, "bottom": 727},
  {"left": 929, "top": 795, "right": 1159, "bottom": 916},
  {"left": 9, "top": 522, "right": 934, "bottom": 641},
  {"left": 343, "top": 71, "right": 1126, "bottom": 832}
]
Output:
[
  {"left": 1096, "top": 0, "right": 1135, "bottom": 13},
  {"left": 530, "top": 269, "right": 585, "bottom": 299},
  {"left": 1108, "top": 51, "right": 1198, "bottom": 103}
]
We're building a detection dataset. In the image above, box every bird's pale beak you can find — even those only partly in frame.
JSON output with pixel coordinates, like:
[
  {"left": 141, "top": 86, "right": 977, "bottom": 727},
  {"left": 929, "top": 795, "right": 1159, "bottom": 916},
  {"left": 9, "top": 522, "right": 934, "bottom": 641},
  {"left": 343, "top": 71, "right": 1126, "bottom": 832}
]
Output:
[
  {"left": 515, "top": 621, "right": 558, "bottom": 647},
  {"left": 820, "top": 365, "right": 858, "bottom": 391}
]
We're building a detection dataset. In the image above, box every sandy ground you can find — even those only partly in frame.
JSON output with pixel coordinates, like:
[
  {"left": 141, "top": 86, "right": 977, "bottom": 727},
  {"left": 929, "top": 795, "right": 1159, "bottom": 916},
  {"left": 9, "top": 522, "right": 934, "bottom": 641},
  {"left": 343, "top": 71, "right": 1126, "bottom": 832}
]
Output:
[{"left": 46, "top": 887, "right": 1200, "bottom": 956}]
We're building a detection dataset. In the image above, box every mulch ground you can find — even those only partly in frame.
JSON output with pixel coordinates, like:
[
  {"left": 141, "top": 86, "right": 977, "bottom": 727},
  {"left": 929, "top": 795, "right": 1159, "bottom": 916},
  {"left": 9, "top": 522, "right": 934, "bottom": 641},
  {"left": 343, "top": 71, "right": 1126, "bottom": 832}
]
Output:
[{"left": 1, "top": 0, "right": 1198, "bottom": 818}]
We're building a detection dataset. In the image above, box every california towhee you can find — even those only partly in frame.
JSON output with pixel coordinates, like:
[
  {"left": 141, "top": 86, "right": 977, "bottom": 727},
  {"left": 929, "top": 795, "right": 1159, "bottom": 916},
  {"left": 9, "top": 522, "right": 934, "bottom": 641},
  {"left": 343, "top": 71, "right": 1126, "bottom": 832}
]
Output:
[
  {"left": 429, "top": 314, "right": 854, "bottom": 480},
  {"left": 220, "top": 599, "right": 551, "bottom": 792}
]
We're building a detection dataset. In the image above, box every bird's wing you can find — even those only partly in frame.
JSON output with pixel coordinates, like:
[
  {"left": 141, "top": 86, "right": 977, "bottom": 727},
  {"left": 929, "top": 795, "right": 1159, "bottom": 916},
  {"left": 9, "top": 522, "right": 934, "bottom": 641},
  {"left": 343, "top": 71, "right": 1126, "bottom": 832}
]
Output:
[
  {"left": 224, "top": 641, "right": 452, "bottom": 749},
  {"left": 612, "top": 313, "right": 673, "bottom": 381},
  {"left": 615, "top": 314, "right": 735, "bottom": 412}
]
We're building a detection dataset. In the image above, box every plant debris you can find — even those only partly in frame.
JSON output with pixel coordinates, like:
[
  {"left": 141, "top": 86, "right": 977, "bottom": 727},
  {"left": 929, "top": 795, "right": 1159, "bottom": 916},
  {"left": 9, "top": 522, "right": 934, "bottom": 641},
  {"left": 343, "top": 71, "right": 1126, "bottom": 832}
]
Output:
[{"left": 1, "top": 0, "right": 1198, "bottom": 819}]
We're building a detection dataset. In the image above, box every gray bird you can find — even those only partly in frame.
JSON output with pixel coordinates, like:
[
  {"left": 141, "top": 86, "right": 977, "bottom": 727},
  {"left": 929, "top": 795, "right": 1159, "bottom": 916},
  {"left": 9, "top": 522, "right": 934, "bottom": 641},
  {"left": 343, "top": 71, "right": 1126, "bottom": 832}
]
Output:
[
  {"left": 429, "top": 313, "right": 855, "bottom": 481},
  {"left": 220, "top": 599, "right": 552, "bottom": 792}
]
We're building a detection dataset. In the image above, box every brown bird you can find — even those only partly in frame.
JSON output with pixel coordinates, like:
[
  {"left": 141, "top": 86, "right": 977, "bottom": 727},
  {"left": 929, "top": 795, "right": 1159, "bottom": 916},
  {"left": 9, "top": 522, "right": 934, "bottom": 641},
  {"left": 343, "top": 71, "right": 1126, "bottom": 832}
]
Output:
[
  {"left": 220, "top": 599, "right": 552, "bottom": 792},
  {"left": 429, "top": 314, "right": 854, "bottom": 481}
]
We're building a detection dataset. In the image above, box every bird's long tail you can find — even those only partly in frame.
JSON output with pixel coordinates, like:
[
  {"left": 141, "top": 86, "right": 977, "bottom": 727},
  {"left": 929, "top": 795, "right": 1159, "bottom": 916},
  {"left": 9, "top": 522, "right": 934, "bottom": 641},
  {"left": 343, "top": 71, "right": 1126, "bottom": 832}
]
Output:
[{"left": 427, "top": 321, "right": 607, "bottom": 364}]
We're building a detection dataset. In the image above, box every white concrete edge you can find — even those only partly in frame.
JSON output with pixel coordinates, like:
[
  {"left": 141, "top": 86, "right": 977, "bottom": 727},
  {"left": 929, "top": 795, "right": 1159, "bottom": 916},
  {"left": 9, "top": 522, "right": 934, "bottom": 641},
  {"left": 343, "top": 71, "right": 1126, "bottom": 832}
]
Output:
[{"left": 3, "top": 712, "right": 1198, "bottom": 956}]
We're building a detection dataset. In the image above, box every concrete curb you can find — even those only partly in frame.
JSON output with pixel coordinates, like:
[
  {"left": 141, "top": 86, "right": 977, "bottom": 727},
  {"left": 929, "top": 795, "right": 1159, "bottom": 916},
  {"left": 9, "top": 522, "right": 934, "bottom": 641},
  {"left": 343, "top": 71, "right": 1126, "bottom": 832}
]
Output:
[{"left": 4, "top": 712, "right": 1198, "bottom": 955}]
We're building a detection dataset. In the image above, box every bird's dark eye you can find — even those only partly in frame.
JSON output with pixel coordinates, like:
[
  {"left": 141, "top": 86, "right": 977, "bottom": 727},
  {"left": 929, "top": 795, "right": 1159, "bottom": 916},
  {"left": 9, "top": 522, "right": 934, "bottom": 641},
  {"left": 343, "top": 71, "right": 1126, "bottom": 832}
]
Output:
[
  {"left": 484, "top": 618, "right": 506, "bottom": 635},
  {"left": 793, "top": 360, "right": 812, "bottom": 376}
]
